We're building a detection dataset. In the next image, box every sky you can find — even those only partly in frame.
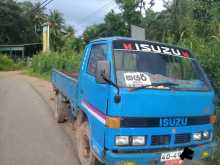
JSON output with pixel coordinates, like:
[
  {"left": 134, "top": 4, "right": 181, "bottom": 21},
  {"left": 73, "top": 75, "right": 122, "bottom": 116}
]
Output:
[{"left": 18, "top": 0, "right": 165, "bottom": 35}]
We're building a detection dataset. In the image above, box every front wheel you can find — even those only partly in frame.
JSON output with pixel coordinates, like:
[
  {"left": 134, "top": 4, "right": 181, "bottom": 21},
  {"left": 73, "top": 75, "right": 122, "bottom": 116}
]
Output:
[{"left": 77, "top": 121, "right": 101, "bottom": 165}]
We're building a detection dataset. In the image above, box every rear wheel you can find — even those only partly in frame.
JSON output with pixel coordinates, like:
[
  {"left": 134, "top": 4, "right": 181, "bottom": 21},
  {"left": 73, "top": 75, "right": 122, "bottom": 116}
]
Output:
[
  {"left": 55, "top": 93, "right": 66, "bottom": 123},
  {"left": 77, "top": 121, "right": 101, "bottom": 165}
]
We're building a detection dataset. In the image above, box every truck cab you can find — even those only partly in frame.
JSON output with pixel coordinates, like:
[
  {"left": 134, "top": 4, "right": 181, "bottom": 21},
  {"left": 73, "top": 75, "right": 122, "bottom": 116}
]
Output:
[{"left": 52, "top": 37, "right": 216, "bottom": 165}]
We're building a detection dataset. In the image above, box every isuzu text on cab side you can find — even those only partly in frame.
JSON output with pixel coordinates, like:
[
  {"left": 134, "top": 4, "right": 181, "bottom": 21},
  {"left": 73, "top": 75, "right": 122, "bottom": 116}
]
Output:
[{"left": 51, "top": 37, "right": 217, "bottom": 165}]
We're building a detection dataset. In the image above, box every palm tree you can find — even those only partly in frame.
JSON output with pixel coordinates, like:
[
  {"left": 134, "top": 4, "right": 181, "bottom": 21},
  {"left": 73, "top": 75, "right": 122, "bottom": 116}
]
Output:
[
  {"left": 63, "top": 26, "right": 75, "bottom": 38},
  {"left": 32, "top": 2, "right": 47, "bottom": 27},
  {"left": 48, "top": 10, "right": 65, "bottom": 51}
]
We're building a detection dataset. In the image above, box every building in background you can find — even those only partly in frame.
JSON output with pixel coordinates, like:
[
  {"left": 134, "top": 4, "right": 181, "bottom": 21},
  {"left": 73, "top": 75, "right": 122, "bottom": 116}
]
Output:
[{"left": 0, "top": 43, "right": 42, "bottom": 60}]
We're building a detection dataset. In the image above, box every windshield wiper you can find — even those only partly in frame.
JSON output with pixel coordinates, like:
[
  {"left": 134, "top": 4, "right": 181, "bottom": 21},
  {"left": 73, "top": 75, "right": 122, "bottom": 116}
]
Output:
[
  {"left": 101, "top": 73, "right": 121, "bottom": 103},
  {"left": 129, "top": 82, "right": 178, "bottom": 92}
]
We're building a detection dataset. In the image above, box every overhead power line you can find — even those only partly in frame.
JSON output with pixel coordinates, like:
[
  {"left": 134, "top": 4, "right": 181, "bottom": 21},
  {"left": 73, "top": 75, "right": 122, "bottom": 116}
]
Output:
[
  {"left": 26, "top": 0, "right": 49, "bottom": 15},
  {"left": 78, "top": 0, "right": 115, "bottom": 24},
  {"left": 39, "top": 0, "right": 55, "bottom": 11},
  {"left": 31, "top": 0, "right": 50, "bottom": 13},
  {"left": 27, "top": 0, "right": 55, "bottom": 16}
]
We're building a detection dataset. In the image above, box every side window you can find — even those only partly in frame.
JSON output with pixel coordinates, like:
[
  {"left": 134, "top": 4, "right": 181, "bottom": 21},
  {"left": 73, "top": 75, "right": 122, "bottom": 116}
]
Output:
[{"left": 87, "top": 44, "right": 108, "bottom": 75}]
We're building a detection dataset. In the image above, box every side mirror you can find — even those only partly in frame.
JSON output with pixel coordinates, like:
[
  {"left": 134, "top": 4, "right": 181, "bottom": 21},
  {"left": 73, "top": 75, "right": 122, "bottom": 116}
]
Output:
[{"left": 95, "top": 60, "right": 110, "bottom": 83}]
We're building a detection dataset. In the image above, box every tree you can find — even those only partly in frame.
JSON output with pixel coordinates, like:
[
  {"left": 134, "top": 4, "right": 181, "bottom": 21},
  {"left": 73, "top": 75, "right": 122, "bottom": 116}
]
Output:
[
  {"left": 0, "top": 0, "right": 82, "bottom": 53},
  {"left": 115, "top": 0, "right": 143, "bottom": 31},
  {"left": 0, "top": 0, "right": 26, "bottom": 44},
  {"left": 83, "top": 24, "right": 106, "bottom": 43},
  {"left": 20, "top": 1, "right": 47, "bottom": 43},
  {"left": 62, "top": 26, "right": 83, "bottom": 52},
  {"left": 63, "top": 26, "right": 75, "bottom": 38},
  {"left": 142, "top": 9, "right": 169, "bottom": 41},
  {"left": 192, "top": 0, "right": 219, "bottom": 38},
  {"left": 104, "top": 10, "right": 129, "bottom": 37},
  {"left": 48, "top": 9, "right": 65, "bottom": 51},
  {"left": 0, "top": 0, "right": 46, "bottom": 44},
  {"left": 167, "top": 0, "right": 193, "bottom": 42}
]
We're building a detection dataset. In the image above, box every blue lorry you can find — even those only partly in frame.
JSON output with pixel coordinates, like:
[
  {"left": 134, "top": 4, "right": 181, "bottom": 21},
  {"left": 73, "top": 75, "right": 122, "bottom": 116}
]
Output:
[{"left": 51, "top": 37, "right": 217, "bottom": 165}]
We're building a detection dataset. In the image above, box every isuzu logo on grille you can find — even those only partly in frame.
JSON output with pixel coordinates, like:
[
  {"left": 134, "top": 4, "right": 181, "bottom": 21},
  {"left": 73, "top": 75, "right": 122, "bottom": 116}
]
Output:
[{"left": 160, "top": 117, "right": 188, "bottom": 127}]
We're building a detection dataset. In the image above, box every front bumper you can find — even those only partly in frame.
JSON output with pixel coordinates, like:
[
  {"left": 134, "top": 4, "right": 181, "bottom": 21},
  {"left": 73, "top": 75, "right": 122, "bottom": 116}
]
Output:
[{"left": 105, "top": 142, "right": 216, "bottom": 165}]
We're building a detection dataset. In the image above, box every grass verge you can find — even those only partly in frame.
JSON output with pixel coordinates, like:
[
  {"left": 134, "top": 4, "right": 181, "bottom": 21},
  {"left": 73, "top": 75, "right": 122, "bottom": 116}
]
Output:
[{"left": 23, "top": 68, "right": 50, "bottom": 81}]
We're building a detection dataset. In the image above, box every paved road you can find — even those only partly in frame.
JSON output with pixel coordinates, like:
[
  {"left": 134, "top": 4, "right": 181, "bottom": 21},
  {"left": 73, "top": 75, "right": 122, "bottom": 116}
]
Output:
[{"left": 0, "top": 72, "right": 80, "bottom": 165}]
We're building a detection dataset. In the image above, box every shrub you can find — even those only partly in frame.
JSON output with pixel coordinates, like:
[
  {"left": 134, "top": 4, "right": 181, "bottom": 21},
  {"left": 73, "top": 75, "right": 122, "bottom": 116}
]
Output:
[
  {"left": 31, "top": 51, "right": 82, "bottom": 76},
  {"left": 0, "top": 55, "right": 20, "bottom": 71}
]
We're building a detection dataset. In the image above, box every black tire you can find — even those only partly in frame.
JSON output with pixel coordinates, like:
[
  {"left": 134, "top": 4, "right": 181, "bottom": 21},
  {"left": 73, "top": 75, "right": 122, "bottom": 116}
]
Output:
[
  {"left": 55, "top": 93, "right": 66, "bottom": 123},
  {"left": 77, "top": 121, "right": 101, "bottom": 165}
]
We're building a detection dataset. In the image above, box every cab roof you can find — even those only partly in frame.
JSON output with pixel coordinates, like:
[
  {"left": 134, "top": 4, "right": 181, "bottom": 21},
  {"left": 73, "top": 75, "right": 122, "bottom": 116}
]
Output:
[
  {"left": 89, "top": 36, "right": 190, "bottom": 52},
  {"left": 90, "top": 36, "right": 131, "bottom": 43}
]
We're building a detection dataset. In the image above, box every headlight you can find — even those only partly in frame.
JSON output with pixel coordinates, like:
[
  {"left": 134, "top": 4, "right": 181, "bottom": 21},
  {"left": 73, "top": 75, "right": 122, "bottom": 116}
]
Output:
[
  {"left": 132, "top": 136, "right": 145, "bottom": 146},
  {"left": 203, "top": 131, "right": 210, "bottom": 139},
  {"left": 115, "top": 136, "right": 129, "bottom": 146},
  {"left": 192, "top": 132, "right": 202, "bottom": 141}
]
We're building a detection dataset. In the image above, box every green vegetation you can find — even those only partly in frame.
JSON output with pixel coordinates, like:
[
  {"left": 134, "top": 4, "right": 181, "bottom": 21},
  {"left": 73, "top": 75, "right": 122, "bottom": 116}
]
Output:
[
  {"left": 0, "top": 0, "right": 79, "bottom": 52},
  {"left": 0, "top": 55, "right": 21, "bottom": 71},
  {"left": 27, "top": 51, "right": 82, "bottom": 79},
  {"left": 0, "top": 0, "right": 45, "bottom": 44}
]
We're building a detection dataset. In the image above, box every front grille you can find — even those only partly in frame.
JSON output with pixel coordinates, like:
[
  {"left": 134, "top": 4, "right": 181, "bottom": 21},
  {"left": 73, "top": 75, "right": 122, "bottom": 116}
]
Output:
[
  {"left": 120, "top": 116, "right": 210, "bottom": 128},
  {"left": 151, "top": 135, "right": 171, "bottom": 145},
  {"left": 188, "top": 116, "right": 209, "bottom": 125},
  {"left": 175, "top": 133, "right": 191, "bottom": 144},
  {"left": 121, "top": 118, "right": 159, "bottom": 128}
]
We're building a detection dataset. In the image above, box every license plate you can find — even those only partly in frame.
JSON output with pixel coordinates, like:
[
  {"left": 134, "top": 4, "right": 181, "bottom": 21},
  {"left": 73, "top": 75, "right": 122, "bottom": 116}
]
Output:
[{"left": 160, "top": 150, "right": 183, "bottom": 162}]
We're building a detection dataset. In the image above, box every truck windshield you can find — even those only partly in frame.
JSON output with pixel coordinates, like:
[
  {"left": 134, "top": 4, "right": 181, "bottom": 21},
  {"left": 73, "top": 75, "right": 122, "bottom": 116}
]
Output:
[{"left": 113, "top": 50, "right": 209, "bottom": 91}]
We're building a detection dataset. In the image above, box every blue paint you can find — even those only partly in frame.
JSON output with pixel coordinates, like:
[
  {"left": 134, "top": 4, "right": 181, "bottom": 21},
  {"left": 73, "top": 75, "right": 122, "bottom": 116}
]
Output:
[{"left": 51, "top": 37, "right": 216, "bottom": 165}]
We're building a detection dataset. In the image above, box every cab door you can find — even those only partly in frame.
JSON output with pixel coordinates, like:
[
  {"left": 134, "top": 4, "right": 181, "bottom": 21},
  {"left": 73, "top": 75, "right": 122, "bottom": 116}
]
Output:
[{"left": 79, "top": 42, "right": 110, "bottom": 158}]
